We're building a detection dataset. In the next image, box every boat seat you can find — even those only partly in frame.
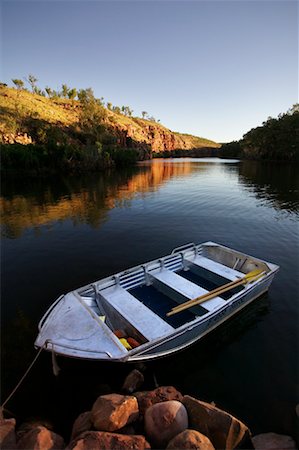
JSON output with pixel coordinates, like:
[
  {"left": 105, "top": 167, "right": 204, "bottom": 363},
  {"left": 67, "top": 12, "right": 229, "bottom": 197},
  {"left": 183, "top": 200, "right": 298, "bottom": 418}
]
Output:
[
  {"left": 99, "top": 286, "right": 174, "bottom": 341},
  {"left": 150, "top": 269, "right": 226, "bottom": 312},
  {"left": 184, "top": 255, "right": 243, "bottom": 281}
]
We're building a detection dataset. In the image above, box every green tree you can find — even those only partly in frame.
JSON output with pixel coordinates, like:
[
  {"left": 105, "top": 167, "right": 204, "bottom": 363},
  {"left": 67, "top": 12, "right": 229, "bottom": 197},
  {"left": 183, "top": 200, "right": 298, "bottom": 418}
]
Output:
[
  {"left": 45, "top": 86, "right": 53, "bottom": 97},
  {"left": 27, "top": 74, "right": 38, "bottom": 92},
  {"left": 107, "top": 102, "right": 112, "bottom": 110},
  {"left": 12, "top": 79, "right": 24, "bottom": 89},
  {"left": 68, "top": 88, "right": 77, "bottom": 101},
  {"left": 142, "top": 111, "right": 148, "bottom": 119},
  {"left": 61, "top": 84, "right": 69, "bottom": 98},
  {"left": 78, "top": 87, "right": 107, "bottom": 143},
  {"left": 112, "top": 106, "right": 121, "bottom": 114}
]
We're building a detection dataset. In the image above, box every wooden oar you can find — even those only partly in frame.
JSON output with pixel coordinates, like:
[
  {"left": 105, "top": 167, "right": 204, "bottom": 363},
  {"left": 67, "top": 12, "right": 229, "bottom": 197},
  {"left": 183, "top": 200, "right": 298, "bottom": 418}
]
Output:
[{"left": 166, "top": 269, "right": 265, "bottom": 317}]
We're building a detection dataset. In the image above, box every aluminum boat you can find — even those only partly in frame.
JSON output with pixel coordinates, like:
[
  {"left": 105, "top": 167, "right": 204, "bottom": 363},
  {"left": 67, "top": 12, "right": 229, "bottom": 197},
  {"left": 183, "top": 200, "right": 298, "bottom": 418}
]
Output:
[{"left": 35, "top": 242, "right": 279, "bottom": 362}]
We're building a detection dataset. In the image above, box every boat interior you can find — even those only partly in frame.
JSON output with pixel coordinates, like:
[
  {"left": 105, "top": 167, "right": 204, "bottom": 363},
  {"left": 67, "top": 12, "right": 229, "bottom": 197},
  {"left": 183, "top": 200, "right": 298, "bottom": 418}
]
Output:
[{"left": 75, "top": 242, "right": 271, "bottom": 351}]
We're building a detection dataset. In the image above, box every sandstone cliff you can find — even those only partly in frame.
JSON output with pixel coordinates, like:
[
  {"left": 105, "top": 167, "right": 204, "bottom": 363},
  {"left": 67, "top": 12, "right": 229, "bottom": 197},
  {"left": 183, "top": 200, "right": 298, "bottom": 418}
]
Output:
[{"left": 0, "top": 87, "right": 219, "bottom": 158}]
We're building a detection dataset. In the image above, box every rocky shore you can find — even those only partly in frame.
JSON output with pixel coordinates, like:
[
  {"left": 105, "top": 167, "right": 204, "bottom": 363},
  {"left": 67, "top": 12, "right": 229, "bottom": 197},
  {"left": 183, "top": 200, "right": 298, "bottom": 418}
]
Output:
[{"left": 0, "top": 370, "right": 297, "bottom": 450}]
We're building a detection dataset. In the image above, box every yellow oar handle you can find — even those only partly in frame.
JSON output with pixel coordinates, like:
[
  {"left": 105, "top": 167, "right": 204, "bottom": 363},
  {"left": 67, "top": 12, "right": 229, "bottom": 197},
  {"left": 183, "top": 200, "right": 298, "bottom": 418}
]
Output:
[{"left": 166, "top": 269, "right": 265, "bottom": 317}]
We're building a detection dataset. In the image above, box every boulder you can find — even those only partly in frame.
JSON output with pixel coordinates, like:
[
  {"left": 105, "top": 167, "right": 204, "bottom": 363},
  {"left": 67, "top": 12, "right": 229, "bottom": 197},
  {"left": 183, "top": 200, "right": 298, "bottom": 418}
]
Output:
[
  {"left": 252, "top": 433, "right": 296, "bottom": 449},
  {"left": 0, "top": 418, "right": 16, "bottom": 449},
  {"left": 91, "top": 394, "right": 139, "bottom": 432},
  {"left": 70, "top": 411, "right": 92, "bottom": 441},
  {"left": 122, "top": 369, "right": 144, "bottom": 394},
  {"left": 17, "top": 419, "right": 54, "bottom": 441},
  {"left": 166, "top": 429, "right": 215, "bottom": 449},
  {"left": 16, "top": 425, "right": 64, "bottom": 449},
  {"left": 135, "top": 386, "right": 183, "bottom": 417},
  {"left": 68, "top": 431, "right": 151, "bottom": 449},
  {"left": 144, "top": 400, "right": 188, "bottom": 447},
  {"left": 183, "top": 395, "right": 252, "bottom": 450}
]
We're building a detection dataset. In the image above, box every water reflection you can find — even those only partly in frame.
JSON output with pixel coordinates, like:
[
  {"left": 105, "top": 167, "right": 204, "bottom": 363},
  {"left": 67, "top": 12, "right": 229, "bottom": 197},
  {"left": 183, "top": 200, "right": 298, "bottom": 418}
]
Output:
[
  {"left": 238, "top": 161, "right": 299, "bottom": 214},
  {"left": 1, "top": 159, "right": 298, "bottom": 239},
  {"left": 0, "top": 160, "right": 201, "bottom": 238}
]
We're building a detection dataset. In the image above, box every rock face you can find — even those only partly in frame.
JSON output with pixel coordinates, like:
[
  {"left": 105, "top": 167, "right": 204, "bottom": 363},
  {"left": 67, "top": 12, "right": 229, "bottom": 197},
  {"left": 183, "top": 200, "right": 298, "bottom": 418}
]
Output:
[
  {"left": 91, "top": 394, "right": 139, "bottom": 432},
  {"left": 144, "top": 400, "right": 188, "bottom": 447},
  {"left": 252, "top": 433, "right": 296, "bottom": 449},
  {"left": 166, "top": 429, "right": 215, "bottom": 449},
  {"left": 69, "top": 431, "right": 151, "bottom": 450},
  {"left": 183, "top": 395, "right": 253, "bottom": 450},
  {"left": 70, "top": 411, "right": 92, "bottom": 441},
  {"left": 0, "top": 418, "right": 16, "bottom": 449},
  {"left": 16, "top": 425, "right": 64, "bottom": 450},
  {"left": 122, "top": 369, "right": 144, "bottom": 394},
  {"left": 135, "top": 386, "right": 183, "bottom": 417}
]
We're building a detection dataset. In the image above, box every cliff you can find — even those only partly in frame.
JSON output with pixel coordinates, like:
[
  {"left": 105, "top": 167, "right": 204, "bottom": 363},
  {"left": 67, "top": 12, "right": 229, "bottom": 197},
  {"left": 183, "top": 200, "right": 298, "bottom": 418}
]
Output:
[{"left": 0, "top": 87, "right": 219, "bottom": 160}]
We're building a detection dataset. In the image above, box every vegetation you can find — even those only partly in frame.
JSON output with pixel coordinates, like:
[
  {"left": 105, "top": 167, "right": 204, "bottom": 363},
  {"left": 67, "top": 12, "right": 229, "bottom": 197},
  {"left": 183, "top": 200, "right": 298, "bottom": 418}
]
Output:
[
  {"left": 1, "top": 76, "right": 220, "bottom": 172},
  {"left": 219, "top": 105, "right": 299, "bottom": 161}
]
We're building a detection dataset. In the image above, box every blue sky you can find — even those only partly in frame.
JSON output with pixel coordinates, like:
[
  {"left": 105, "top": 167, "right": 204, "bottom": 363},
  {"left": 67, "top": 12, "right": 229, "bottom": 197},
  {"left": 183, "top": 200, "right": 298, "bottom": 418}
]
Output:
[{"left": 1, "top": 1, "right": 298, "bottom": 142}]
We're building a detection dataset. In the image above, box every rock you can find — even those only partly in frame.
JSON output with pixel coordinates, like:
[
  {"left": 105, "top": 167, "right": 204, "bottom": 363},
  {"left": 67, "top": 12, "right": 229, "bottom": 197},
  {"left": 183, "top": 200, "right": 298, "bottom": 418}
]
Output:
[
  {"left": 166, "top": 429, "right": 215, "bottom": 449},
  {"left": 91, "top": 393, "right": 139, "bottom": 432},
  {"left": 70, "top": 411, "right": 92, "bottom": 441},
  {"left": 144, "top": 400, "right": 188, "bottom": 447},
  {"left": 122, "top": 369, "right": 144, "bottom": 394},
  {"left": 183, "top": 395, "right": 252, "bottom": 450},
  {"left": 0, "top": 418, "right": 16, "bottom": 449},
  {"left": 252, "top": 433, "right": 296, "bottom": 449},
  {"left": 16, "top": 425, "right": 64, "bottom": 449},
  {"left": 135, "top": 386, "right": 183, "bottom": 417},
  {"left": 17, "top": 419, "right": 54, "bottom": 441},
  {"left": 68, "top": 431, "right": 151, "bottom": 449}
]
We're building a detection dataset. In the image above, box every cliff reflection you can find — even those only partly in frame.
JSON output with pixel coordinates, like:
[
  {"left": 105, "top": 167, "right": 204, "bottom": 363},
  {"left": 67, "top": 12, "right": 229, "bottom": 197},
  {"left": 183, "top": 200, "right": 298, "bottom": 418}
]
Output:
[{"left": 1, "top": 159, "right": 197, "bottom": 238}]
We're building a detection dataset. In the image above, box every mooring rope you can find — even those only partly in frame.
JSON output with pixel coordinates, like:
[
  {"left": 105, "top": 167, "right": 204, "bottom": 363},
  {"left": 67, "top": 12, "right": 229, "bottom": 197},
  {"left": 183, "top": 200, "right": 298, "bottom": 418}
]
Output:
[{"left": 1, "top": 342, "right": 49, "bottom": 412}]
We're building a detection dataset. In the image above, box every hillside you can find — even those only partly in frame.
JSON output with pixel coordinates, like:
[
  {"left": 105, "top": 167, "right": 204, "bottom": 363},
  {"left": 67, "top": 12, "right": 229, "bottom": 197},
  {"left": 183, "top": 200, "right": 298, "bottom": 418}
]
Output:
[
  {"left": 0, "top": 86, "right": 220, "bottom": 170},
  {"left": 219, "top": 105, "right": 299, "bottom": 161}
]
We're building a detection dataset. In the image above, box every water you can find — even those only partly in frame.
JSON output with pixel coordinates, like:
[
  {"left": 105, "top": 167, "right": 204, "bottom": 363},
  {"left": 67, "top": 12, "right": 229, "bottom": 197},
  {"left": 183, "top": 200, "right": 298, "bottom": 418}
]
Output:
[{"left": 1, "top": 158, "right": 298, "bottom": 440}]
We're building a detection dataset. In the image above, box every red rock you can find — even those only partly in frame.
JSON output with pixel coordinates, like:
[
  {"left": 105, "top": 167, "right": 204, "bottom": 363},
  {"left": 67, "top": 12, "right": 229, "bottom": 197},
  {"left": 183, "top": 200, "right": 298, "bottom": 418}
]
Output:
[
  {"left": 68, "top": 431, "right": 151, "bottom": 449},
  {"left": 91, "top": 394, "right": 139, "bottom": 432},
  {"left": 135, "top": 386, "right": 183, "bottom": 417},
  {"left": 183, "top": 395, "right": 252, "bottom": 450},
  {"left": 70, "top": 411, "right": 92, "bottom": 441},
  {"left": 166, "top": 429, "right": 215, "bottom": 449},
  {"left": 145, "top": 400, "right": 188, "bottom": 447},
  {"left": 122, "top": 369, "right": 144, "bottom": 394},
  {"left": 252, "top": 433, "right": 296, "bottom": 449},
  {"left": 0, "top": 418, "right": 16, "bottom": 449},
  {"left": 16, "top": 425, "right": 64, "bottom": 449},
  {"left": 17, "top": 419, "right": 54, "bottom": 441}
]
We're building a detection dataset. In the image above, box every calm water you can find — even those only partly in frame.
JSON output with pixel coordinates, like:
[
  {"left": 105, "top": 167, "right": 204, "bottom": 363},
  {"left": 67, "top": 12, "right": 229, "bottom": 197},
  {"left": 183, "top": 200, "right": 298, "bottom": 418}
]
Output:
[{"left": 1, "top": 158, "right": 298, "bottom": 440}]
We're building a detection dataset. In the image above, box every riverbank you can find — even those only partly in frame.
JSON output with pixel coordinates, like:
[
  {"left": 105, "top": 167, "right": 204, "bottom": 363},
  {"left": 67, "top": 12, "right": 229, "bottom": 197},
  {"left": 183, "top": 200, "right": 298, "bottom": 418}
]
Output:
[
  {"left": 1, "top": 370, "right": 297, "bottom": 449},
  {"left": 0, "top": 86, "right": 220, "bottom": 172}
]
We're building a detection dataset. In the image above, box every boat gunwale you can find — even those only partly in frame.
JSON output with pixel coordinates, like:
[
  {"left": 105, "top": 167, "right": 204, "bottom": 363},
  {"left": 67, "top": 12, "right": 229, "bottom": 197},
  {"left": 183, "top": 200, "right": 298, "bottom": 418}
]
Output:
[{"left": 36, "top": 242, "right": 279, "bottom": 361}]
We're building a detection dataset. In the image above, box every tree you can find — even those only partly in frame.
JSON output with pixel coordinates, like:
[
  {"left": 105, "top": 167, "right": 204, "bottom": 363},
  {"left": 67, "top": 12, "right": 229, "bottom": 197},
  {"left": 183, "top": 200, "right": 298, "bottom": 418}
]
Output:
[
  {"left": 122, "top": 106, "right": 133, "bottom": 116},
  {"left": 68, "top": 88, "right": 77, "bottom": 101},
  {"left": 142, "top": 111, "right": 148, "bottom": 119},
  {"left": 61, "top": 84, "right": 69, "bottom": 98},
  {"left": 107, "top": 102, "right": 112, "bottom": 110},
  {"left": 27, "top": 74, "right": 38, "bottom": 92},
  {"left": 45, "top": 86, "right": 53, "bottom": 97},
  {"left": 78, "top": 87, "right": 107, "bottom": 143},
  {"left": 12, "top": 79, "right": 24, "bottom": 89},
  {"left": 112, "top": 106, "right": 121, "bottom": 114}
]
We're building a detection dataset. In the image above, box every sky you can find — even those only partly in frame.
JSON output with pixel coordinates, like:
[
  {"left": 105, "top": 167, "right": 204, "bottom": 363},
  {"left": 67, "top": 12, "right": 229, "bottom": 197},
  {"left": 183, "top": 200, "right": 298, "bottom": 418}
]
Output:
[{"left": 1, "top": 0, "right": 298, "bottom": 142}]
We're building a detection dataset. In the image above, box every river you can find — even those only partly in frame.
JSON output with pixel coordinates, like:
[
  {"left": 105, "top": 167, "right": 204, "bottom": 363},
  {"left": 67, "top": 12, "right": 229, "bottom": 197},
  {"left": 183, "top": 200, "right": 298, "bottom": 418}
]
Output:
[{"left": 1, "top": 158, "right": 298, "bottom": 440}]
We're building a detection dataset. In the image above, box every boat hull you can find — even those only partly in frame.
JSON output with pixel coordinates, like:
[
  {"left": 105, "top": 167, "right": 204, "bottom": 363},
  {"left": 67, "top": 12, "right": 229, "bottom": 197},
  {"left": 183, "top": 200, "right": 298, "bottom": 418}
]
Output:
[
  {"left": 127, "top": 274, "right": 275, "bottom": 361},
  {"left": 35, "top": 242, "right": 279, "bottom": 363}
]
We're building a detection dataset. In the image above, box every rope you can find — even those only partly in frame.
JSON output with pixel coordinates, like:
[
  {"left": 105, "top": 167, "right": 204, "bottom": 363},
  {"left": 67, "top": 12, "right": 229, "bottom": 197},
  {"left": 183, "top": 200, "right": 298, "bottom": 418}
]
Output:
[{"left": 1, "top": 342, "right": 47, "bottom": 411}]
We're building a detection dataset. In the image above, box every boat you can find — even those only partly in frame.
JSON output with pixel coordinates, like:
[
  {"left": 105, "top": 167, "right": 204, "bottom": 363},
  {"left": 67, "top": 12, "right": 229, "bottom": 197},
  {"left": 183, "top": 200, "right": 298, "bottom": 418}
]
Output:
[{"left": 35, "top": 242, "right": 279, "bottom": 362}]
